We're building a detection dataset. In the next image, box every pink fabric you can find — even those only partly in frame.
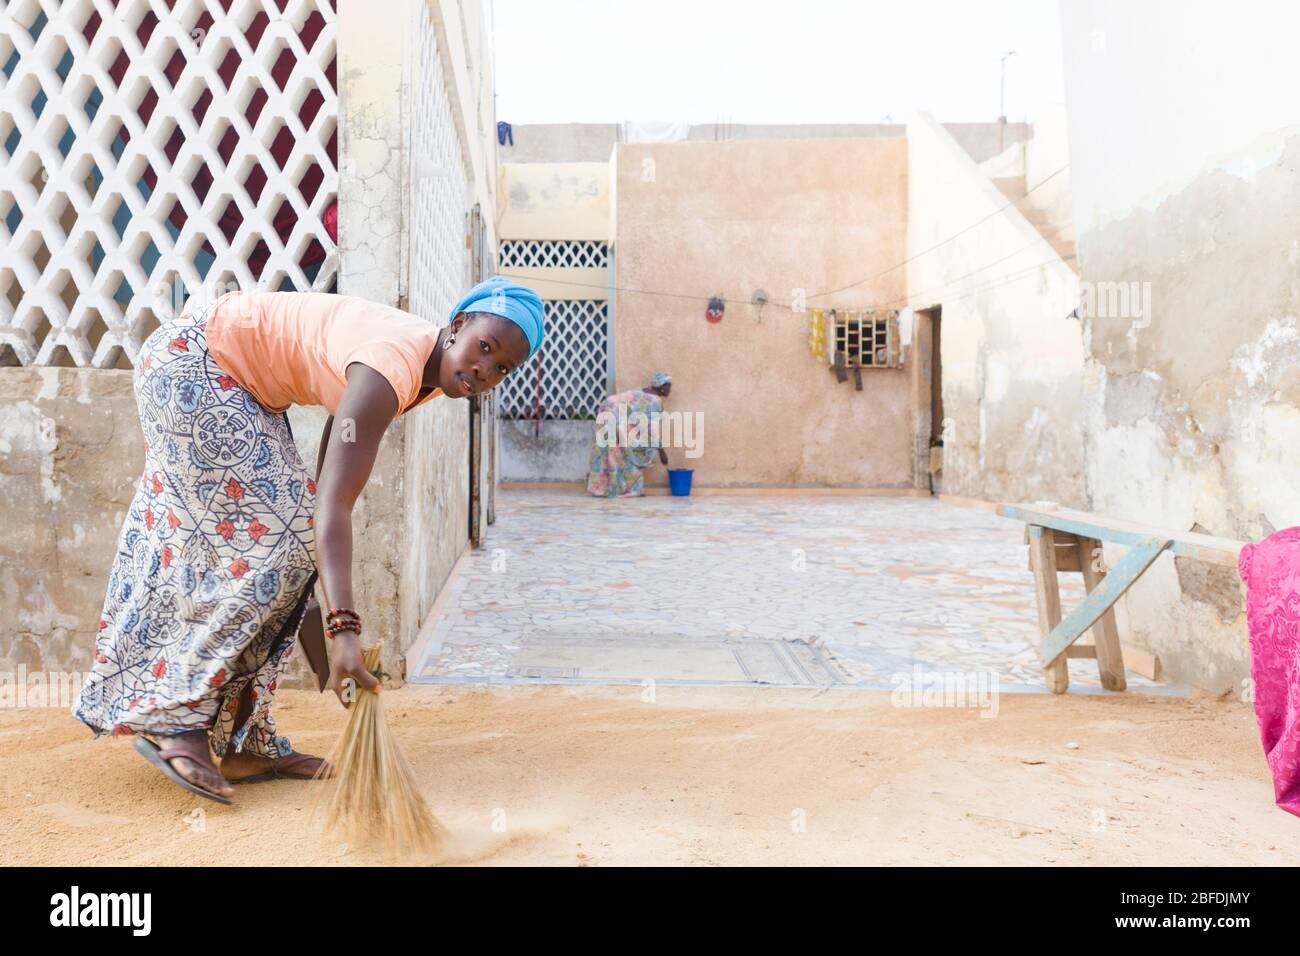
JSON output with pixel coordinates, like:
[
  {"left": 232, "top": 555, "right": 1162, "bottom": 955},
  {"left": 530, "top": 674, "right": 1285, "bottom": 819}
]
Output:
[{"left": 1238, "top": 528, "right": 1300, "bottom": 817}]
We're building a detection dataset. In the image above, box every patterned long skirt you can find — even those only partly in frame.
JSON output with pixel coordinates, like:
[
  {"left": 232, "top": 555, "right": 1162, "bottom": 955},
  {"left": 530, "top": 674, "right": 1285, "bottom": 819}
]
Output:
[{"left": 72, "top": 300, "right": 317, "bottom": 758}]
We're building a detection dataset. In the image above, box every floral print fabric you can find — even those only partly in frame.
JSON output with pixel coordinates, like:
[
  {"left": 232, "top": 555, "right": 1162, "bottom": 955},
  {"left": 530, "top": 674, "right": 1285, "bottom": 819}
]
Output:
[
  {"left": 1239, "top": 528, "right": 1300, "bottom": 817},
  {"left": 72, "top": 301, "right": 317, "bottom": 758},
  {"left": 585, "top": 388, "right": 664, "bottom": 498}
]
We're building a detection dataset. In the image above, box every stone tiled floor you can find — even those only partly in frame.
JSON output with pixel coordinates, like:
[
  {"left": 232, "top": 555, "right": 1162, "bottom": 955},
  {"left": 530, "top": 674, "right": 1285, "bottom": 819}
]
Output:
[{"left": 411, "top": 490, "right": 1170, "bottom": 695}]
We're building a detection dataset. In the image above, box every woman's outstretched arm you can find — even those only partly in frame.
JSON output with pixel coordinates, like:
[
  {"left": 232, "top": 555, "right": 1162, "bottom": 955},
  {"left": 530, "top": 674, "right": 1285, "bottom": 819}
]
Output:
[
  {"left": 314, "top": 363, "right": 400, "bottom": 702},
  {"left": 316, "top": 414, "right": 333, "bottom": 479}
]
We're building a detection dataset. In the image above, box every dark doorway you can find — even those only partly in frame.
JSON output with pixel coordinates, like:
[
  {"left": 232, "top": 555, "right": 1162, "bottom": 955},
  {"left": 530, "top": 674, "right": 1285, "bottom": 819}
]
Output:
[
  {"left": 913, "top": 306, "right": 943, "bottom": 494},
  {"left": 930, "top": 307, "right": 944, "bottom": 449}
]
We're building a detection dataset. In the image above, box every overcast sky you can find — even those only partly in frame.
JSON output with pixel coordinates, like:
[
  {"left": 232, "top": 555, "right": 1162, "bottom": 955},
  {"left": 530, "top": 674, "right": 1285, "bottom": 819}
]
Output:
[{"left": 491, "top": 0, "right": 1066, "bottom": 126}]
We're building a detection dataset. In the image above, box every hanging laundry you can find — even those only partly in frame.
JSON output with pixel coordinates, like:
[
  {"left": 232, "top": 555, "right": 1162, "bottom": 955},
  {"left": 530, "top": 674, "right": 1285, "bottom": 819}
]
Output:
[
  {"left": 808, "top": 309, "right": 826, "bottom": 359},
  {"left": 497, "top": 121, "right": 514, "bottom": 146},
  {"left": 1238, "top": 527, "right": 1300, "bottom": 817},
  {"left": 622, "top": 120, "right": 691, "bottom": 143},
  {"left": 833, "top": 349, "right": 848, "bottom": 384}
]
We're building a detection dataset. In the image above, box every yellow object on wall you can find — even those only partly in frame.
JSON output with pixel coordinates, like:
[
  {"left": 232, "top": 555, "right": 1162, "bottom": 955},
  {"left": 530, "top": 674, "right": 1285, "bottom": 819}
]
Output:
[{"left": 808, "top": 309, "right": 827, "bottom": 360}]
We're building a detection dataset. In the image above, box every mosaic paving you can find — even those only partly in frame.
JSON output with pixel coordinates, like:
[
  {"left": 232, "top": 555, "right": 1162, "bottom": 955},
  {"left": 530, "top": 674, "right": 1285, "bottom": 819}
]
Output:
[{"left": 410, "top": 491, "right": 1172, "bottom": 695}]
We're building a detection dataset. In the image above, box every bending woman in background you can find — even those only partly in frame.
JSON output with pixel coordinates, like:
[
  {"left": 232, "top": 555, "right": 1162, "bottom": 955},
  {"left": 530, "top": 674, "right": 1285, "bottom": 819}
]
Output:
[
  {"left": 72, "top": 278, "right": 543, "bottom": 803},
  {"left": 586, "top": 371, "right": 672, "bottom": 498}
]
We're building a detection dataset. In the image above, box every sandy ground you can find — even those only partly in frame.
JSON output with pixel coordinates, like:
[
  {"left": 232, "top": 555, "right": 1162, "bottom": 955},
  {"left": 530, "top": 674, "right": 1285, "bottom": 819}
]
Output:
[{"left": 3, "top": 683, "right": 1297, "bottom": 866}]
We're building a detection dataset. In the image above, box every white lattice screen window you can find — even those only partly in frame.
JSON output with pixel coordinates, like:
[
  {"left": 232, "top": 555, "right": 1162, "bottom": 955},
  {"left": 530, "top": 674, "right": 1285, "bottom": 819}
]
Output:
[
  {"left": 498, "top": 238, "right": 608, "bottom": 270},
  {"left": 406, "top": 0, "right": 469, "bottom": 326},
  {"left": 0, "top": 0, "right": 339, "bottom": 369},
  {"left": 496, "top": 299, "right": 608, "bottom": 420}
]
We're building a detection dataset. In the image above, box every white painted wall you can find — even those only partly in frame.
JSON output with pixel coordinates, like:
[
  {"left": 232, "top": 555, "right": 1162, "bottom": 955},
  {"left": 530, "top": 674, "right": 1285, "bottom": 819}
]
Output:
[
  {"left": 1060, "top": 0, "right": 1300, "bottom": 235},
  {"left": 907, "top": 112, "right": 1083, "bottom": 505},
  {"left": 1060, "top": 0, "right": 1300, "bottom": 690}
]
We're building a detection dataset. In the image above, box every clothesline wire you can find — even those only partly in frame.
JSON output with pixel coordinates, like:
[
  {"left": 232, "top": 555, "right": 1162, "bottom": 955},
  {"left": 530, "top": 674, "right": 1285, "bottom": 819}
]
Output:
[
  {"left": 889, "top": 255, "right": 1071, "bottom": 311},
  {"left": 871, "top": 234, "right": 1073, "bottom": 313},
  {"left": 495, "top": 163, "right": 1071, "bottom": 312}
]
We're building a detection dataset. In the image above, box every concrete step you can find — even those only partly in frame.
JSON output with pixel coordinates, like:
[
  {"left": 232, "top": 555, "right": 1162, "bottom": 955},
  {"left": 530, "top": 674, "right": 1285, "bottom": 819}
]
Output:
[
  {"left": 991, "top": 175, "right": 1026, "bottom": 202},
  {"left": 1052, "top": 238, "right": 1078, "bottom": 266},
  {"left": 1022, "top": 207, "right": 1050, "bottom": 227},
  {"left": 986, "top": 169, "right": 1077, "bottom": 272}
]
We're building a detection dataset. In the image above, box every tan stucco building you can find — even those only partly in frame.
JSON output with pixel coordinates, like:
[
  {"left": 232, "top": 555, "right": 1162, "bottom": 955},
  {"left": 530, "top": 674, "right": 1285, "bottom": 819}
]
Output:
[{"left": 497, "top": 119, "right": 1073, "bottom": 494}]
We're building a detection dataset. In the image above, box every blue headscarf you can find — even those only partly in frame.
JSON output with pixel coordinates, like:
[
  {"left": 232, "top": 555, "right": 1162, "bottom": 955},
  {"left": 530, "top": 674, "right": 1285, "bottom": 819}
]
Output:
[{"left": 449, "top": 276, "right": 544, "bottom": 359}]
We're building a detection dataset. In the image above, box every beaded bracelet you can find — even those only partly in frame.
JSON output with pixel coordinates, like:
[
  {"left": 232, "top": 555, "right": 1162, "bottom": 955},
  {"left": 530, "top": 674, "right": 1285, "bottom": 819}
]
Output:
[
  {"left": 327, "top": 607, "right": 361, "bottom": 622},
  {"left": 326, "top": 621, "right": 361, "bottom": 640}
]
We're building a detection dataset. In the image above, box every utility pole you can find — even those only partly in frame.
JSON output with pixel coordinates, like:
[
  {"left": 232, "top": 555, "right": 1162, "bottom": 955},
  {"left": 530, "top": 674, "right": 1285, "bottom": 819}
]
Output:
[{"left": 998, "top": 50, "right": 1015, "bottom": 151}]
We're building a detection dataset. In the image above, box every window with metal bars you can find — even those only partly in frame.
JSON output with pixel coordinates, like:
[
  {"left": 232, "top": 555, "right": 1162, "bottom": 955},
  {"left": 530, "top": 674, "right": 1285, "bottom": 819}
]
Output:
[{"left": 831, "top": 312, "right": 901, "bottom": 368}]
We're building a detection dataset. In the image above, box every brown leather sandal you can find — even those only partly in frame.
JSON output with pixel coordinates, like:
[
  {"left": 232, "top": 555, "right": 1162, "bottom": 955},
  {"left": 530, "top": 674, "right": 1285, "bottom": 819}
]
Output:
[
  {"left": 223, "top": 751, "right": 333, "bottom": 784},
  {"left": 134, "top": 736, "right": 233, "bottom": 805}
]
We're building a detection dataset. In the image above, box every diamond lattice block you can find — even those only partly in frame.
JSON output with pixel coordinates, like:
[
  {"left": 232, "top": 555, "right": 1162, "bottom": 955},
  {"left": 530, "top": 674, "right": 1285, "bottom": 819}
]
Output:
[
  {"left": 499, "top": 239, "right": 608, "bottom": 269},
  {"left": 497, "top": 298, "right": 609, "bottom": 420},
  {"left": 0, "top": 0, "right": 339, "bottom": 368},
  {"left": 406, "top": 0, "right": 469, "bottom": 329}
]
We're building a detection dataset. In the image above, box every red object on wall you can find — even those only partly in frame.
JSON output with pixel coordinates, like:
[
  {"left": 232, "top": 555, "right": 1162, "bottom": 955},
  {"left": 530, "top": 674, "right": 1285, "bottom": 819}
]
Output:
[
  {"left": 323, "top": 203, "right": 338, "bottom": 244},
  {"left": 706, "top": 295, "right": 725, "bottom": 323}
]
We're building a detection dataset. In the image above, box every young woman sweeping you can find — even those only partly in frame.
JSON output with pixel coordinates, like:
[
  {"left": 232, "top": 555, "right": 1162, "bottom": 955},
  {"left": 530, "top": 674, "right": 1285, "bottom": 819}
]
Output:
[{"left": 72, "top": 277, "right": 544, "bottom": 803}]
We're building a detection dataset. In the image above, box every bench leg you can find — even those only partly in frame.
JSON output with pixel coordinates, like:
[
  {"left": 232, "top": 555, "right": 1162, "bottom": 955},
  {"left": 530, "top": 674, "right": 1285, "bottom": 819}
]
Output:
[
  {"left": 1078, "top": 536, "right": 1127, "bottom": 692},
  {"left": 1037, "top": 535, "right": 1169, "bottom": 667},
  {"left": 1028, "top": 525, "right": 1069, "bottom": 694}
]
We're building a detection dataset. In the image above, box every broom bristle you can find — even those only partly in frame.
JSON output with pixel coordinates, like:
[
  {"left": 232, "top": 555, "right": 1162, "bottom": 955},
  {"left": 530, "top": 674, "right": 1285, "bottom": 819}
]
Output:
[{"left": 314, "top": 642, "right": 446, "bottom": 859}]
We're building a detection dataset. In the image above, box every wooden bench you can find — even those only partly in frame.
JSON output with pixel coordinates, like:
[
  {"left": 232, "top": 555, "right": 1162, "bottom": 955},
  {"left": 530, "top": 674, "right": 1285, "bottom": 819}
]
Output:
[{"left": 997, "top": 502, "right": 1246, "bottom": 694}]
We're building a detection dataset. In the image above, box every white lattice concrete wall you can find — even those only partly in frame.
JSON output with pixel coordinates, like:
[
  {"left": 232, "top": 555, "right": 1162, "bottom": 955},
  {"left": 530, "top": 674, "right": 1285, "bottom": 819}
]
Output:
[
  {"left": 495, "top": 162, "right": 612, "bottom": 428},
  {"left": 407, "top": 0, "right": 469, "bottom": 324},
  {"left": 1, "top": 0, "right": 500, "bottom": 684},
  {"left": 497, "top": 297, "right": 608, "bottom": 419},
  {"left": 0, "top": 0, "right": 339, "bottom": 368},
  {"left": 329, "top": 0, "right": 492, "bottom": 680}
]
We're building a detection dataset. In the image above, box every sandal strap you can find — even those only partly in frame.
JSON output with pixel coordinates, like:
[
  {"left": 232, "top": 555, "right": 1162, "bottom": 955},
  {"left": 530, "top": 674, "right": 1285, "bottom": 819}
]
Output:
[
  {"left": 156, "top": 747, "right": 219, "bottom": 774},
  {"left": 273, "top": 752, "right": 318, "bottom": 772}
]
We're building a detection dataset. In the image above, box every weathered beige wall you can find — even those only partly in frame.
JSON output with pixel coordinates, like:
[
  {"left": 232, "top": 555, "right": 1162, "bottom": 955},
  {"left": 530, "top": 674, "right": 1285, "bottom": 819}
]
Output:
[
  {"left": 1061, "top": 0, "right": 1300, "bottom": 690},
  {"left": 398, "top": 398, "right": 470, "bottom": 662},
  {"left": 907, "top": 112, "right": 1085, "bottom": 506},
  {"left": 1022, "top": 104, "right": 1075, "bottom": 246},
  {"left": 497, "top": 161, "right": 611, "bottom": 299},
  {"left": 0, "top": 370, "right": 139, "bottom": 679},
  {"left": 336, "top": 0, "right": 409, "bottom": 307},
  {"left": 613, "top": 138, "right": 912, "bottom": 488},
  {"left": 0, "top": 369, "right": 428, "bottom": 688},
  {"left": 498, "top": 162, "right": 610, "bottom": 241}
]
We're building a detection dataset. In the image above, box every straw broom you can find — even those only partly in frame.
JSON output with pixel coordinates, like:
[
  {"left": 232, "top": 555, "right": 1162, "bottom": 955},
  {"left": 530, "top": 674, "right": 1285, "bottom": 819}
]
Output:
[{"left": 313, "top": 642, "right": 446, "bottom": 858}]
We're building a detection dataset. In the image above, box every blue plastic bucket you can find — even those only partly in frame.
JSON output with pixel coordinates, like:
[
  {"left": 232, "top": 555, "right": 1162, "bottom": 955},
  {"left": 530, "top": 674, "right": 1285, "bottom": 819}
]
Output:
[{"left": 668, "top": 468, "right": 694, "bottom": 497}]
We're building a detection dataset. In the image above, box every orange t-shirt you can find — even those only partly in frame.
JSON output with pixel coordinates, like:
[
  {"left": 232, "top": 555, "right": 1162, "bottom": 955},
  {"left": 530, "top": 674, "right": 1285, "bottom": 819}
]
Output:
[{"left": 205, "top": 291, "right": 443, "bottom": 416}]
